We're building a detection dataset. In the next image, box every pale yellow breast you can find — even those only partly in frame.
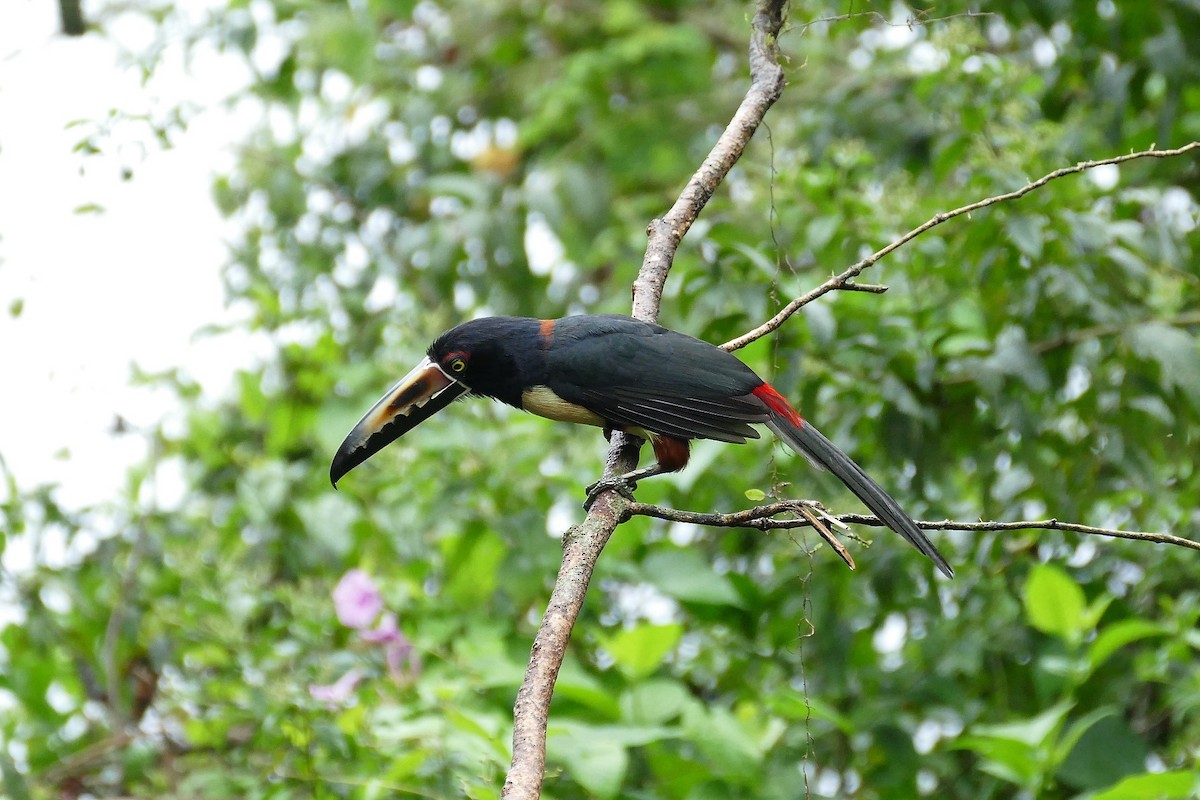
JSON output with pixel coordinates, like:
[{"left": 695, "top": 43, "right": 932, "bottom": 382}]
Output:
[{"left": 521, "top": 386, "right": 606, "bottom": 427}]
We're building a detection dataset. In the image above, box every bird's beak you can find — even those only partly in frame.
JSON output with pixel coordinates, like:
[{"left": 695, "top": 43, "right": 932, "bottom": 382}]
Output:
[{"left": 330, "top": 356, "right": 468, "bottom": 486}]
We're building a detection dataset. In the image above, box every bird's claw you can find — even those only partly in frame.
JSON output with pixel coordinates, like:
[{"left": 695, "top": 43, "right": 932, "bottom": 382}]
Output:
[{"left": 583, "top": 476, "right": 637, "bottom": 510}]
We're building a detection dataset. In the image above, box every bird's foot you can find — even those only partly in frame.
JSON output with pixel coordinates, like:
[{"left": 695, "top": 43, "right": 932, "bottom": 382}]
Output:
[{"left": 583, "top": 475, "right": 637, "bottom": 510}]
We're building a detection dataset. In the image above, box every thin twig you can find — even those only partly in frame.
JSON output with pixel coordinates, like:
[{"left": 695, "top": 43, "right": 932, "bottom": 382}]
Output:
[
  {"left": 625, "top": 501, "right": 1200, "bottom": 553},
  {"left": 722, "top": 142, "right": 1200, "bottom": 351},
  {"left": 798, "top": 505, "right": 856, "bottom": 570},
  {"left": 840, "top": 514, "right": 1200, "bottom": 552},
  {"left": 839, "top": 282, "right": 889, "bottom": 294},
  {"left": 624, "top": 499, "right": 821, "bottom": 527}
]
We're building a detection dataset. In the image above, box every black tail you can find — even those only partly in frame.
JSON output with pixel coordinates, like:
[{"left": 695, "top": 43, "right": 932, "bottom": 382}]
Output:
[{"left": 765, "top": 414, "right": 954, "bottom": 578}]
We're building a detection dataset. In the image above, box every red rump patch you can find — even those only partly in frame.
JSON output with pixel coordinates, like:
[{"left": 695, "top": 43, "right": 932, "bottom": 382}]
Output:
[
  {"left": 752, "top": 383, "right": 805, "bottom": 427},
  {"left": 538, "top": 319, "right": 556, "bottom": 349}
]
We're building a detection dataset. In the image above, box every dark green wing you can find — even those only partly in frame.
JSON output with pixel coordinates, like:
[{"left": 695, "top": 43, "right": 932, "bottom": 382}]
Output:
[{"left": 546, "top": 315, "right": 769, "bottom": 442}]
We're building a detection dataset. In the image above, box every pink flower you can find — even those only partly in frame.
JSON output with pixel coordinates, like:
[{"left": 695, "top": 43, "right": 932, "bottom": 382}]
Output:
[
  {"left": 308, "top": 668, "right": 364, "bottom": 706},
  {"left": 360, "top": 611, "right": 401, "bottom": 644},
  {"left": 332, "top": 569, "right": 383, "bottom": 629},
  {"left": 320, "top": 572, "right": 421, "bottom": 691},
  {"left": 360, "top": 613, "right": 419, "bottom": 681},
  {"left": 384, "top": 637, "right": 419, "bottom": 681}
]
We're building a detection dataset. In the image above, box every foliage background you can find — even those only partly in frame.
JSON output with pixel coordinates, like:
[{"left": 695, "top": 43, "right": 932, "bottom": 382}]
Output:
[{"left": 2, "top": 1, "right": 1199, "bottom": 798}]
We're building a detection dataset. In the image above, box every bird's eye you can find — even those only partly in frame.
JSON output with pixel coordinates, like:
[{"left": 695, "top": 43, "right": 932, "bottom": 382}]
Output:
[{"left": 449, "top": 357, "right": 467, "bottom": 373}]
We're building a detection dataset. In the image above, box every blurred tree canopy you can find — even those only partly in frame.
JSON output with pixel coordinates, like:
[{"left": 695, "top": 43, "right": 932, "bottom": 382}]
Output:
[{"left": 3, "top": 1, "right": 1199, "bottom": 798}]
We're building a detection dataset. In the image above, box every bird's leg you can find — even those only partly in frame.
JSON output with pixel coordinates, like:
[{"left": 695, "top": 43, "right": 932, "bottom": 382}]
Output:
[
  {"left": 584, "top": 464, "right": 667, "bottom": 509},
  {"left": 583, "top": 434, "right": 691, "bottom": 509}
]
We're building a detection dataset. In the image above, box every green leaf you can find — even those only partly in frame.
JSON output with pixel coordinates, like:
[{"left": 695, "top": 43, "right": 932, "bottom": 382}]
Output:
[
  {"left": 1007, "top": 213, "right": 1046, "bottom": 259},
  {"left": 954, "top": 734, "right": 1040, "bottom": 787},
  {"left": 765, "top": 692, "right": 855, "bottom": 736},
  {"left": 307, "top": 10, "right": 375, "bottom": 81},
  {"left": 555, "top": 661, "right": 622, "bottom": 719},
  {"left": 620, "top": 679, "right": 691, "bottom": 725},
  {"left": 642, "top": 549, "right": 744, "bottom": 607},
  {"left": 295, "top": 494, "right": 358, "bottom": 557},
  {"left": 445, "top": 708, "right": 510, "bottom": 764},
  {"left": 1091, "top": 770, "right": 1199, "bottom": 800},
  {"left": 979, "top": 325, "right": 1049, "bottom": 393},
  {"left": 1083, "top": 593, "right": 1115, "bottom": 631},
  {"left": 559, "top": 738, "right": 627, "bottom": 799},
  {"left": 1024, "top": 563, "right": 1087, "bottom": 643},
  {"left": 731, "top": 243, "right": 778, "bottom": 278},
  {"left": 954, "top": 703, "right": 1073, "bottom": 789},
  {"left": 1127, "top": 323, "right": 1200, "bottom": 408},
  {"left": 682, "top": 704, "right": 762, "bottom": 782},
  {"left": 550, "top": 723, "right": 677, "bottom": 798},
  {"left": 804, "top": 214, "right": 841, "bottom": 252},
  {"left": 1055, "top": 711, "right": 1146, "bottom": 790},
  {"left": 804, "top": 301, "right": 837, "bottom": 347},
  {"left": 442, "top": 527, "right": 507, "bottom": 606},
  {"left": 0, "top": 752, "right": 32, "bottom": 800},
  {"left": 971, "top": 704, "right": 1072, "bottom": 749},
  {"left": 744, "top": 488, "right": 766, "bottom": 502},
  {"left": 600, "top": 623, "right": 683, "bottom": 680},
  {"left": 1087, "top": 619, "right": 1169, "bottom": 672},
  {"left": 425, "top": 173, "right": 496, "bottom": 207}
]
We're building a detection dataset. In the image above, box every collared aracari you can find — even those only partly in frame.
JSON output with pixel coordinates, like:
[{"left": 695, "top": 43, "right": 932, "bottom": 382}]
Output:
[{"left": 330, "top": 314, "right": 953, "bottom": 577}]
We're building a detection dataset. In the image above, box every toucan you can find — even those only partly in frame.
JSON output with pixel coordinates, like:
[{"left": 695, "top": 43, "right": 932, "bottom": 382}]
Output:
[{"left": 330, "top": 314, "right": 953, "bottom": 577}]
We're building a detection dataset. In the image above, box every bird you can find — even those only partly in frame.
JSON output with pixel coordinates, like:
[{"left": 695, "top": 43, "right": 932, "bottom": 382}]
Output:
[{"left": 330, "top": 314, "right": 953, "bottom": 577}]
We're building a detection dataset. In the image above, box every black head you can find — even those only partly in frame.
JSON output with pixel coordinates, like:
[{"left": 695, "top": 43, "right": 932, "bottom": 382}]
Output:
[{"left": 426, "top": 316, "right": 545, "bottom": 407}]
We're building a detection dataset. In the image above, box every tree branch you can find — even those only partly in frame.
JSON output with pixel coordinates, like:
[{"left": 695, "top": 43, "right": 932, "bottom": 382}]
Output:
[
  {"left": 632, "top": 0, "right": 787, "bottom": 323},
  {"left": 625, "top": 501, "right": 1200, "bottom": 554},
  {"left": 501, "top": 2, "right": 790, "bottom": 798},
  {"left": 722, "top": 141, "right": 1200, "bottom": 351},
  {"left": 502, "top": 437, "right": 638, "bottom": 799},
  {"left": 59, "top": 0, "right": 86, "bottom": 35}
]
